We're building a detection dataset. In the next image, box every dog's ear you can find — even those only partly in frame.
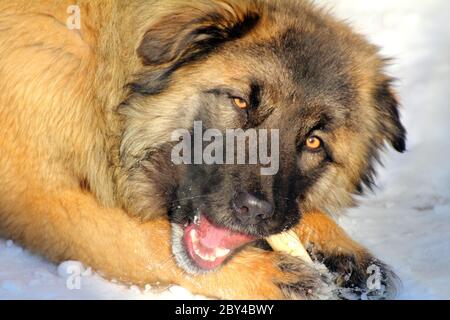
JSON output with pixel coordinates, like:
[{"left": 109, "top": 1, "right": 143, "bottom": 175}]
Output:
[
  {"left": 374, "top": 79, "right": 406, "bottom": 153},
  {"left": 137, "top": 1, "right": 260, "bottom": 67}
]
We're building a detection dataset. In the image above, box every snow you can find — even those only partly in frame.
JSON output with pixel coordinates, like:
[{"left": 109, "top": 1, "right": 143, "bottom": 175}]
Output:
[
  {"left": 317, "top": 0, "right": 450, "bottom": 300},
  {"left": 0, "top": 241, "right": 203, "bottom": 300},
  {"left": 1, "top": 0, "right": 449, "bottom": 299}
]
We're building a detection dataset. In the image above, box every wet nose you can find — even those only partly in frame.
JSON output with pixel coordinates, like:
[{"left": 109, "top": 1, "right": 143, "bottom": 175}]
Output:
[{"left": 233, "top": 192, "right": 274, "bottom": 225}]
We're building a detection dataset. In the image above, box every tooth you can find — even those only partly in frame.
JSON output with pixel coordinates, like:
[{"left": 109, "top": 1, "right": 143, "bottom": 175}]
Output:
[
  {"left": 193, "top": 246, "right": 216, "bottom": 262},
  {"left": 190, "top": 229, "right": 198, "bottom": 244},
  {"left": 214, "top": 248, "right": 231, "bottom": 258},
  {"left": 203, "top": 253, "right": 213, "bottom": 261},
  {"left": 193, "top": 214, "right": 200, "bottom": 225},
  {"left": 193, "top": 245, "right": 202, "bottom": 257},
  {"left": 206, "top": 254, "right": 216, "bottom": 262}
]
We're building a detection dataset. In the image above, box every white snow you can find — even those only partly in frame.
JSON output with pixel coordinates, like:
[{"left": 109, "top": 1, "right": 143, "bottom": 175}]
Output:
[
  {"left": 317, "top": 0, "right": 450, "bottom": 300},
  {"left": 1, "top": 0, "right": 449, "bottom": 299}
]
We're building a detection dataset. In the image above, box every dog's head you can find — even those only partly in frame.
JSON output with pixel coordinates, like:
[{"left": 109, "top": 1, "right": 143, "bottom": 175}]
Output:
[{"left": 117, "top": 0, "right": 406, "bottom": 273}]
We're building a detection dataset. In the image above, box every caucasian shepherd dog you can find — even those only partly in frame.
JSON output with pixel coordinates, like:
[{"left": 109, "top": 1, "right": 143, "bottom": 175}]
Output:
[{"left": 0, "top": 0, "right": 405, "bottom": 299}]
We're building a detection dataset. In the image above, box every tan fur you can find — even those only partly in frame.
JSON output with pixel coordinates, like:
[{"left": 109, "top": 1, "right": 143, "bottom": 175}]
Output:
[
  {"left": 0, "top": 0, "right": 400, "bottom": 299},
  {"left": 296, "top": 211, "right": 366, "bottom": 258},
  {"left": 0, "top": 0, "right": 317, "bottom": 299}
]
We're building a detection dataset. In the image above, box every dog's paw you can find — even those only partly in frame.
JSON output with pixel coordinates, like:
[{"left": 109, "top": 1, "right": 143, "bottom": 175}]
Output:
[
  {"left": 318, "top": 252, "right": 400, "bottom": 300},
  {"left": 274, "top": 254, "right": 337, "bottom": 300}
]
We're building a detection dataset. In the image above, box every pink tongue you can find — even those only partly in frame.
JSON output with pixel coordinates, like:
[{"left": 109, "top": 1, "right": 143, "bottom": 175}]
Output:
[{"left": 196, "top": 215, "right": 255, "bottom": 249}]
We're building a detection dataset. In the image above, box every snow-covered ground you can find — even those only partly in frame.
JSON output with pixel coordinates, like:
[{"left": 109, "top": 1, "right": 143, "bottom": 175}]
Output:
[
  {"left": 323, "top": 0, "right": 450, "bottom": 300},
  {"left": 1, "top": 0, "right": 449, "bottom": 299}
]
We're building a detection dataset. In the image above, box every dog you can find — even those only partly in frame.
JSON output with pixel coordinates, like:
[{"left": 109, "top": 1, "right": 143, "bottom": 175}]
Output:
[{"left": 0, "top": 0, "right": 405, "bottom": 299}]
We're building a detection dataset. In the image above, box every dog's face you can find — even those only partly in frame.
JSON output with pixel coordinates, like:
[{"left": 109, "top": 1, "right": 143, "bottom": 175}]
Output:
[{"left": 118, "top": 0, "right": 406, "bottom": 274}]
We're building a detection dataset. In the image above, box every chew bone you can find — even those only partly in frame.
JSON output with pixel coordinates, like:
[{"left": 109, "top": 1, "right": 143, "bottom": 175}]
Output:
[{"left": 266, "top": 230, "right": 313, "bottom": 264}]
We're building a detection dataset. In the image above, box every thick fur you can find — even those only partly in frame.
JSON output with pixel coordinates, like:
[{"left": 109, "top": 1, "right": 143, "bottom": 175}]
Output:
[{"left": 0, "top": 0, "right": 405, "bottom": 299}]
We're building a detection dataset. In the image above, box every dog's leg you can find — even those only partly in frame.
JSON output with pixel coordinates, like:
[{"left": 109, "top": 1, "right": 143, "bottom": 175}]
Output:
[
  {"left": 295, "top": 211, "right": 399, "bottom": 299},
  {"left": 0, "top": 187, "right": 334, "bottom": 299}
]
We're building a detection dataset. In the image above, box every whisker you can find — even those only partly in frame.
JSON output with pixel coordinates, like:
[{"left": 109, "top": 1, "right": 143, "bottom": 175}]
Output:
[{"left": 170, "top": 194, "right": 210, "bottom": 204}]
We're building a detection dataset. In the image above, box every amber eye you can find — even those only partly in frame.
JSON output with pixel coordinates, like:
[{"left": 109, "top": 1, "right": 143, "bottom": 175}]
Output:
[
  {"left": 305, "top": 136, "right": 322, "bottom": 150},
  {"left": 232, "top": 97, "right": 248, "bottom": 110}
]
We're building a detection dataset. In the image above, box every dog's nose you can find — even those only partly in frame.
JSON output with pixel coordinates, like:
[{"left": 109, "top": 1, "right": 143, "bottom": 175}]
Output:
[{"left": 233, "top": 192, "right": 274, "bottom": 225}]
